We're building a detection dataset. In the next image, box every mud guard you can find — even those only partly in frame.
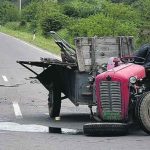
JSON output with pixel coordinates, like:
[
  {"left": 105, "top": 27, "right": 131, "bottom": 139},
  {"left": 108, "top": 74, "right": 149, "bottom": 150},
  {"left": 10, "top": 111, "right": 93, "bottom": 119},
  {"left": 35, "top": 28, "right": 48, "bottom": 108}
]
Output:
[{"left": 37, "top": 65, "right": 63, "bottom": 90}]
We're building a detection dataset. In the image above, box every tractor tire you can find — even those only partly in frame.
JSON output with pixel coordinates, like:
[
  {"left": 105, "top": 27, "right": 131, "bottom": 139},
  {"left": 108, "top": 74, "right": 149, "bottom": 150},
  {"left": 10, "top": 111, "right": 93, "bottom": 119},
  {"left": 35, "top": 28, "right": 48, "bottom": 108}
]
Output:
[
  {"left": 83, "top": 123, "right": 128, "bottom": 136},
  {"left": 48, "top": 86, "right": 61, "bottom": 118},
  {"left": 135, "top": 92, "right": 150, "bottom": 135}
]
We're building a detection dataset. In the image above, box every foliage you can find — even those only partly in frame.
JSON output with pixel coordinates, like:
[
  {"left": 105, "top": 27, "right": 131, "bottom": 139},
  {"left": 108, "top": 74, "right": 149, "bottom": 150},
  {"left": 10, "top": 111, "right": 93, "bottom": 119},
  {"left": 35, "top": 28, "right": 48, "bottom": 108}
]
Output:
[
  {"left": 21, "top": 2, "right": 39, "bottom": 22},
  {"left": 68, "top": 14, "right": 137, "bottom": 38},
  {"left": 132, "top": 0, "right": 150, "bottom": 45},
  {"left": 1, "top": 0, "right": 150, "bottom": 46},
  {"left": 4, "top": 22, "right": 20, "bottom": 30},
  {"left": 19, "top": 20, "right": 27, "bottom": 27},
  {"left": 41, "top": 13, "right": 70, "bottom": 36},
  {"left": 22, "top": 1, "right": 61, "bottom": 21},
  {"left": 111, "top": 0, "right": 137, "bottom": 4},
  {"left": 62, "top": 0, "right": 103, "bottom": 18},
  {"left": 0, "top": 26, "right": 60, "bottom": 55},
  {"left": 67, "top": 2, "right": 139, "bottom": 38},
  {"left": 62, "top": 4, "right": 79, "bottom": 17},
  {"left": 101, "top": 1, "right": 140, "bottom": 23},
  {"left": 133, "top": 0, "right": 150, "bottom": 22},
  {"left": 4, "top": 21, "right": 30, "bottom": 32},
  {"left": 22, "top": 0, "right": 61, "bottom": 32},
  {"left": 0, "top": 1, "right": 19, "bottom": 25}
]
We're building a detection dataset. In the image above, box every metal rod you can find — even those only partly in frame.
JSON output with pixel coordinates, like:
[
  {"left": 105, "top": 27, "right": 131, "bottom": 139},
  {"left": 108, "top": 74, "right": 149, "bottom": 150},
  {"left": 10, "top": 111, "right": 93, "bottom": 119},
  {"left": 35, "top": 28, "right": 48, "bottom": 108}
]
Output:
[
  {"left": 19, "top": 0, "right": 21, "bottom": 13},
  {"left": 20, "top": 63, "right": 38, "bottom": 76}
]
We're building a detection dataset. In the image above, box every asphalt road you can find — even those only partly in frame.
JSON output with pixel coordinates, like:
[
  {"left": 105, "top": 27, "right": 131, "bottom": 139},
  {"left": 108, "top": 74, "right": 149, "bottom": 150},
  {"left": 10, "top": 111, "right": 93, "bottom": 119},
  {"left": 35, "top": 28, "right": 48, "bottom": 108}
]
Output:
[{"left": 0, "top": 32, "right": 150, "bottom": 150}]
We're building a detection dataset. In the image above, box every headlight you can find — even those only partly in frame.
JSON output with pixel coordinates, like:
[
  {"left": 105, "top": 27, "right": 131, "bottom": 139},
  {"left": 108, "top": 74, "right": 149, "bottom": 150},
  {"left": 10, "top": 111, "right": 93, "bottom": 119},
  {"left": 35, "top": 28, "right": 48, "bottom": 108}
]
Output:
[{"left": 129, "top": 76, "right": 137, "bottom": 84}]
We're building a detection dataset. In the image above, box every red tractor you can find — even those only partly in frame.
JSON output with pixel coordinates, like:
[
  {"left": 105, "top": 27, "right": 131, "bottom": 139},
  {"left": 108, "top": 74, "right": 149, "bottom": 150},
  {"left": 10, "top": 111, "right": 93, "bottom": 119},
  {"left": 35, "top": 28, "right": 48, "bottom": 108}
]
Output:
[
  {"left": 84, "top": 44, "right": 150, "bottom": 136},
  {"left": 17, "top": 32, "right": 150, "bottom": 136}
]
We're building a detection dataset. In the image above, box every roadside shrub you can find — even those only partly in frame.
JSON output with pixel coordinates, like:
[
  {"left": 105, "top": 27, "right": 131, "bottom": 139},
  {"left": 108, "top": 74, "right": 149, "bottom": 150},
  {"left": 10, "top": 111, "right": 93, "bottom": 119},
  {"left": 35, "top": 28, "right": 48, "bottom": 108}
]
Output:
[
  {"left": 21, "top": 2, "right": 39, "bottom": 22},
  {"left": 5, "top": 21, "right": 30, "bottom": 32},
  {"left": 0, "top": 1, "right": 19, "bottom": 25},
  {"left": 111, "top": 0, "right": 137, "bottom": 4},
  {"left": 62, "top": 0, "right": 103, "bottom": 18},
  {"left": 100, "top": 1, "right": 140, "bottom": 24},
  {"left": 67, "top": 13, "right": 138, "bottom": 37},
  {"left": 22, "top": 1, "right": 62, "bottom": 34},
  {"left": 63, "top": 5, "right": 79, "bottom": 17},
  {"left": 19, "top": 20, "right": 27, "bottom": 27},
  {"left": 41, "top": 13, "right": 70, "bottom": 36},
  {"left": 5, "top": 22, "right": 19, "bottom": 30}
]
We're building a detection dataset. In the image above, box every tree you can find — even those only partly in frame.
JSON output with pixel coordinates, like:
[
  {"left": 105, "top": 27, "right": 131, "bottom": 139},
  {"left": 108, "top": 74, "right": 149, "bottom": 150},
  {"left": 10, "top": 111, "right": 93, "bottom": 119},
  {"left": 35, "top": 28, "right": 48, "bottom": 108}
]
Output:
[
  {"left": 62, "top": 0, "right": 103, "bottom": 18},
  {"left": 111, "top": 0, "right": 137, "bottom": 4},
  {"left": 41, "top": 13, "right": 70, "bottom": 36},
  {"left": 0, "top": 1, "right": 19, "bottom": 24},
  {"left": 133, "top": 0, "right": 150, "bottom": 22},
  {"left": 67, "top": 1, "right": 139, "bottom": 38},
  {"left": 132, "top": 0, "right": 150, "bottom": 45}
]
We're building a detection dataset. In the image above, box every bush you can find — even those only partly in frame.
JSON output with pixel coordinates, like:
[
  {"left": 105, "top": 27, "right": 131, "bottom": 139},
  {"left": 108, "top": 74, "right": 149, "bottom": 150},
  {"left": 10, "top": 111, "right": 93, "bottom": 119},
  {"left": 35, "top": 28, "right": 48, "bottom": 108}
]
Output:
[
  {"left": 19, "top": 20, "right": 27, "bottom": 27},
  {"left": 63, "top": 5, "right": 79, "bottom": 17},
  {"left": 5, "top": 22, "right": 20, "bottom": 30},
  {"left": 62, "top": 0, "right": 103, "bottom": 18},
  {"left": 67, "top": 13, "right": 138, "bottom": 37},
  {"left": 111, "top": 0, "right": 137, "bottom": 4},
  {"left": 5, "top": 21, "right": 30, "bottom": 32},
  {"left": 22, "top": 1, "right": 62, "bottom": 34},
  {"left": 0, "top": 1, "right": 19, "bottom": 25},
  {"left": 41, "top": 13, "right": 70, "bottom": 36},
  {"left": 21, "top": 2, "right": 38, "bottom": 22}
]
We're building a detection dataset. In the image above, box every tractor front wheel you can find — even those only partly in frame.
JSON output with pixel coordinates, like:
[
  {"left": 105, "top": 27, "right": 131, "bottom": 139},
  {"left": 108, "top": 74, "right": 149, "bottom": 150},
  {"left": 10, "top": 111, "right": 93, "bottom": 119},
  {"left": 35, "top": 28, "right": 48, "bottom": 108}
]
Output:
[
  {"left": 48, "top": 86, "right": 61, "bottom": 118},
  {"left": 136, "top": 92, "right": 150, "bottom": 135},
  {"left": 83, "top": 123, "right": 128, "bottom": 136}
]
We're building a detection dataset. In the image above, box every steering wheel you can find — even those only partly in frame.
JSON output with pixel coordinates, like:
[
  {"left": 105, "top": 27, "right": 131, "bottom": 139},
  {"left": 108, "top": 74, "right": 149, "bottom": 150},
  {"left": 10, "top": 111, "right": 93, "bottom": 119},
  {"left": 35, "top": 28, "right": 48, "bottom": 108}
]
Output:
[{"left": 120, "top": 56, "right": 145, "bottom": 64}]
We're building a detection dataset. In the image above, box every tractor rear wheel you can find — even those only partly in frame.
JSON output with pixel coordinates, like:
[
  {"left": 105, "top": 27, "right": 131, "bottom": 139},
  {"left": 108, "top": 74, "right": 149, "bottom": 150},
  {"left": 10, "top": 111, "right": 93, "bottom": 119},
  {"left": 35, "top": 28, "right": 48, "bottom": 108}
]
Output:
[
  {"left": 136, "top": 92, "right": 150, "bottom": 135},
  {"left": 48, "top": 86, "right": 61, "bottom": 118},
  {"left": 83, "top": 123, "right": 128, "bottom": 136}
]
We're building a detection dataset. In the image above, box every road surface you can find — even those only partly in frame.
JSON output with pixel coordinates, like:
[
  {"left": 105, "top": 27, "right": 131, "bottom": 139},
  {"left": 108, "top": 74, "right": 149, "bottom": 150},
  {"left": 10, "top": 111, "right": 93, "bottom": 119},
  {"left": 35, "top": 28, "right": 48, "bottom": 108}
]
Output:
[{"left": 0, "top": 32, "right": 149, "bottom": 150}]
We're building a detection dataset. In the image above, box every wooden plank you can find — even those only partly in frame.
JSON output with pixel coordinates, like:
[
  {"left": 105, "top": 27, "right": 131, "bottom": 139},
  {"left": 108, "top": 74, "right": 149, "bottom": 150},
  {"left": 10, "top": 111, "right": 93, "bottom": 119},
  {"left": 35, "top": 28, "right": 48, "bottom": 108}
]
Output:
[
  {"left": 75, "top": 47, "right": 86, "bottom": 72},
  {"left": 75, "top": 36, "right": 134, "bottom": 72},
  {"left": 96, "top": 37, "right": 117, "bottom": 44},
  {"left": 75, "top": 38, "right": 92, "bottom": 72}
]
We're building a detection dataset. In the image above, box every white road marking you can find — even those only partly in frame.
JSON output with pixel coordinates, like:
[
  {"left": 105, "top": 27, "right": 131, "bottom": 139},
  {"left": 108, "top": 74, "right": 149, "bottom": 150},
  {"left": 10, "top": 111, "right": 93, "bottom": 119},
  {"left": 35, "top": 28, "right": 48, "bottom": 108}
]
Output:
[
  {"left": 2, "top": 75, "right": 8, "bottom": 82},
  {"left": 61, "top": 128, "right": 78, "bottom": 134},
  {"left": 0, "top": 122, "right": 48, "bottom": 133},
  {"left": 0, "top": 122, "right": 80, "bottom": 134},
  {"left": 13, "top": 102, "right": 23, "bottom": 118}
]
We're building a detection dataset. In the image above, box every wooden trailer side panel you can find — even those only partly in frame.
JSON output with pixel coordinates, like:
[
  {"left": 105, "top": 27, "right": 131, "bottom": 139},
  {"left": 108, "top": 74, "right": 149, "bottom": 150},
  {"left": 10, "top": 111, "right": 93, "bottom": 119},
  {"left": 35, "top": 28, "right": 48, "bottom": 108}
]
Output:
[{"left": 75, "top": 36, "right": 134, "bottom": 72}]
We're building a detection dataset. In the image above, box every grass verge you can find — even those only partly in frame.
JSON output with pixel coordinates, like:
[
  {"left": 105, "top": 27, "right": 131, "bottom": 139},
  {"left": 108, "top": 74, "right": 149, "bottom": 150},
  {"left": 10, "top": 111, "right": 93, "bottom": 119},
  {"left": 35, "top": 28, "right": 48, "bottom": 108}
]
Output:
[{"left": 0, "top": 26, "right": 61, "bottom": 55}]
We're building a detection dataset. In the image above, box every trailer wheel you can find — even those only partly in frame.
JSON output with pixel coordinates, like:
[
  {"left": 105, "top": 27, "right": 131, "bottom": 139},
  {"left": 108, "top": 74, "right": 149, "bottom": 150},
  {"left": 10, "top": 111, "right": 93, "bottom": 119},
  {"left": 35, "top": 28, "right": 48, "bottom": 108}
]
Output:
[
  {"left": 48, "top": 86, "right": 61, "bottom": 118},
  {"left": 83, "top": 123, "right": 128, "bottom": 136},
  {"left": 136, "top": 92, "right": 150, "bottom": 135}
]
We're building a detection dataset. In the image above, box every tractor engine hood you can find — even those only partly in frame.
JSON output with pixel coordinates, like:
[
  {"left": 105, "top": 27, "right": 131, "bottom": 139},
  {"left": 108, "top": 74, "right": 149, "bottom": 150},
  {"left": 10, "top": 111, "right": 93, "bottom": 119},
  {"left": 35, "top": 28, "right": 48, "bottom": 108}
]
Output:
[
  {"left": 95, "top": 63, "right": 145, "bottom": 121},
  {"left": 99, "top": 63, "right": 145, "bottom": 81}
]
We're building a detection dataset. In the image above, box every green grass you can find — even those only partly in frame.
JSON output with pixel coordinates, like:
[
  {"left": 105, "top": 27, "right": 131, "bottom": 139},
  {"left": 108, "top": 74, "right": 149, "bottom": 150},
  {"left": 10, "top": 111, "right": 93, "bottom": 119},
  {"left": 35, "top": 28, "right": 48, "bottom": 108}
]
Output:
[{"left": 0, "top": 26, "right": 61, "bottom": 55}]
